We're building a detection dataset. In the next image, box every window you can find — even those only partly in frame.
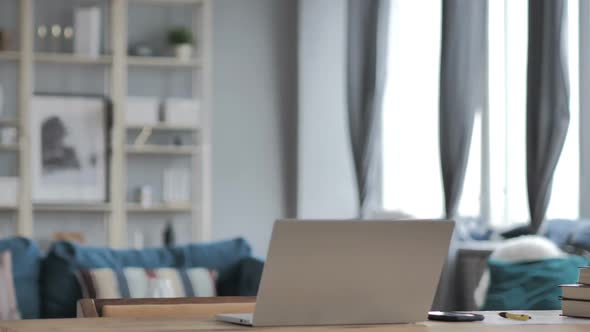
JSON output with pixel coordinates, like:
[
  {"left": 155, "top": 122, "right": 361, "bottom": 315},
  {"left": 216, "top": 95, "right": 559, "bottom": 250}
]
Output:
[
  {"left": 382, "top": 0, "right": 443, "bottom": 218},
  {"left": 547, "top": 0, "right": 580, "bottom": 220},
  {"left": 382, "top": 0, "right": 580, "bottom": 226}
]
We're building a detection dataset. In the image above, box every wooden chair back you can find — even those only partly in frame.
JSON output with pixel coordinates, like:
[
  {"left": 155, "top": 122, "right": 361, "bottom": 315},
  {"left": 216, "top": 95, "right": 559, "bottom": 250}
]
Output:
[
  {"left": 53, "top": 232, "right": 85, "bottom": 243},
  {"left": 77, "top": 296, "right": 256, "bottom": 319}
]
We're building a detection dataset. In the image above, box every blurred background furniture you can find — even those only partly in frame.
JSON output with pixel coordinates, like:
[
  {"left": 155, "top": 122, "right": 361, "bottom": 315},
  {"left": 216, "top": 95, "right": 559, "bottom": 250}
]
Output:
[
  {"left": 454, "top": 219, "right": 590, "bottom": 311},
  {"left": 477, "top": 235, "right": 584, "bottom": 310},
  {"left": 0, "top": 0, "right": 211, "bottom": 249},
  {"left": 0, "top": 236, "right": 262, "bottom": 319}
]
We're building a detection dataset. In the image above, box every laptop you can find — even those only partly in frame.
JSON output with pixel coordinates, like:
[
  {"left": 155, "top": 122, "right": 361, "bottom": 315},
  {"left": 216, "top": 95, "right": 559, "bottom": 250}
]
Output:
[{"left": 216, "top": 219, "right": 454, "bottom": 326}]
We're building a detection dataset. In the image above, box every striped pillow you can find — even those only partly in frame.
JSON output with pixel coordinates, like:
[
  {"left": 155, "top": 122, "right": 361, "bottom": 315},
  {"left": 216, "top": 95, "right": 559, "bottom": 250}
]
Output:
[{"left": 77, "top": 267, "right": 217, "bottom": 299}]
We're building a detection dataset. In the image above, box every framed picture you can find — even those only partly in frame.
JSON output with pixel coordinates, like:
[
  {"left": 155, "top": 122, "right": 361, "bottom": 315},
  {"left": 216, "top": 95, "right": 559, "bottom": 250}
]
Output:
[{"left": 31, "top": 95, "right": 110, "bottom": 203}]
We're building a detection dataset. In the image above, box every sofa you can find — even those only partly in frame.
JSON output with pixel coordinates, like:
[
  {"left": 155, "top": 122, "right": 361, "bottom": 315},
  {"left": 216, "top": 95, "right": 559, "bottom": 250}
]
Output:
[{"left": 0, "top": 237, "right": 263, "bottom": 319}]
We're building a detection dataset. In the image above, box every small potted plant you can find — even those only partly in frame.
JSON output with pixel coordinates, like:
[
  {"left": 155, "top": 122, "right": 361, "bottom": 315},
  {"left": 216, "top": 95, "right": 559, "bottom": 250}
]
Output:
[{"left": 167, "top": 27, "right": 194, "bottom": 60}]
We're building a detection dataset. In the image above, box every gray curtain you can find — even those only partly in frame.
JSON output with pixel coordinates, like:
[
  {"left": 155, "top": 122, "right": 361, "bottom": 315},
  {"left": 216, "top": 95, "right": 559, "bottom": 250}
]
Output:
[
  {"left": 434, "top": 0, "right": 487, "bottom": 311},
  {"left": 527, "top": 0, "right": 570, "bottom": 233},
  {"left": 439, "top": 0, "right": 487, "bottom": 220},
  {"left": 347, "top": 0, "right": 389, "bottom": 216}
]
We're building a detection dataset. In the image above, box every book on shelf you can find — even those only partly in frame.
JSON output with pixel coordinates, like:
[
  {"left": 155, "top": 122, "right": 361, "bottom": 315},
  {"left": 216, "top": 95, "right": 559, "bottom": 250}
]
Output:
[{"left": 562, "top": 298, "right": 590, "bottom": 318}]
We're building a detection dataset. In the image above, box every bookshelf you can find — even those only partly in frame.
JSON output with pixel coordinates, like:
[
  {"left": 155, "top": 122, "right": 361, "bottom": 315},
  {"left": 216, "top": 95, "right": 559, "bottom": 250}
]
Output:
[
  {"left": 34, "top": 52, "right": 113, "bottom": 65},
  {"left": 0, "top": 51, "right": 20, "bottom": 61},
  {"left": 0, "top": 0, "right": 212, "bottom": 247},
  {"left": 127, "top": 56, "right": 201, "bottom": 67}
]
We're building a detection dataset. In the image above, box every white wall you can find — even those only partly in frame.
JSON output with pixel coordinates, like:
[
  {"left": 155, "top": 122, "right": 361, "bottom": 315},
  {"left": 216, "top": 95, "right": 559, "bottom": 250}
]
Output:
[
  {"left": 297, "top": 0, "right": 358, "bottom": 218},
  {"left": 211, "top": 0, "right": 297, "bottom": 258}
]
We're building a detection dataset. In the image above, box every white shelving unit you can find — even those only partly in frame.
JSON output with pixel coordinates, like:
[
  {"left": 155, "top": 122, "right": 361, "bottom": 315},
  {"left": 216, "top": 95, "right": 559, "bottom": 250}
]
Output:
[
  {"left": 0, "top": 144, "right": 19, "bottom": 152},
  {"left": 34, "top": 52, "right": 113, "bottom": 65},
  {"left": 126, "top": 124, "right": 198, "bottom": 131},
  {"left": 0, "top": 119, "right": 19, "bottom": 126},
  {"left": 127, "top": 56, "right": 201, "bottom": 67},
  {"left": 33, "top": 204, "right": 112, "bottom": 213},
  {"left": 0, "top": 0, "right": 212, "bottom": 247},
  {"left": 0, "top": 51, "right": 20, "bottom": 61},
  {"left": 127, "top": 203, "right": 192, "bottom": 213},
  {"left": 126, "top": 145, "right": 197, "bottom": 155}
]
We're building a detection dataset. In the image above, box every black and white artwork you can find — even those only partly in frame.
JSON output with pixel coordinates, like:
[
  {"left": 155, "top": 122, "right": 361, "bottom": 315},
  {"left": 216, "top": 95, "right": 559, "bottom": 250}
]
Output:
[{"left": 31, "top": 95, "right": 107, "bottom": 203}]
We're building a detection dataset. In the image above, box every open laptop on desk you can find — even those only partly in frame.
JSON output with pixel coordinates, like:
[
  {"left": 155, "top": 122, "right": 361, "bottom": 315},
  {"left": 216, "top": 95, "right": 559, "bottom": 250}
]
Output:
[{"left": 216, "top": 219, "right": 455, "bottom": 326}]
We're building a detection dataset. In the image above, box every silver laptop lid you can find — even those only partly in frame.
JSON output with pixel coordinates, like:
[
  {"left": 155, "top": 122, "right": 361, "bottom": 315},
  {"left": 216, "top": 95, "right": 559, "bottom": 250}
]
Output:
[{"left": 253, "top": 219, "right": 454, "bottom": 326}]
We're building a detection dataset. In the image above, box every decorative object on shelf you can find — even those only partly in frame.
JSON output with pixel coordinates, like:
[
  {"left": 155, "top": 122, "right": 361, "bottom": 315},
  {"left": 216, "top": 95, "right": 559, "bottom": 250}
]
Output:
[
  {"left": 129, "top": 43, "right": 154, "bottom": 57},
  {"left": 167, "top": 26, "right": 194, "bottom": 61},
  {"left": 0, "top": 29, "right": 9, "bottom": 51},
  {"left": 0, "top": 177, "right": 18, "bottom": 207},
  {"left": 172, "top": 135, "right": 182, "bottom": 146},
  {"left": 30, "top": 95, "right": 109, "bottom": 203},
  {"left": 74, "top": 6, "right": 101, "bottom": 57},
  {"left": 137, "top": 185, "right": 153, "bottom": 208},
  {"left": 63, "top": 26, "right": 74, "bottom": 52},
  {"left": 0, "top": 127, "right": 17, "bottom": 145},
  {"left": 126, "top": 97, "right": 160, "bottom": 126},
  {"left": 132, "top": 127, "right": 152, "bottom": 146},
  {"left": 163, "top": 220, "right": 175, "bottom": 247},
  {"left": 50, "top": 24, "right": 62, "bottom": 53},
  {"left": 163, "top": 168, "right": 190, "bottom": 204},
  {"left": 163, "top": 98, "right": 199, "bottom": 127},
  {"left": 36, "top": 25, "right": 48, "bottom": 51}
]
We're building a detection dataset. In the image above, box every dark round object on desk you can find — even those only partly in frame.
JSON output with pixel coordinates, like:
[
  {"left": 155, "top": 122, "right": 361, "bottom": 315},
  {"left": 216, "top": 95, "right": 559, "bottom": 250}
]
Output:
[{"left": 428, "top": 311, "right": 485, "bottom": 322}]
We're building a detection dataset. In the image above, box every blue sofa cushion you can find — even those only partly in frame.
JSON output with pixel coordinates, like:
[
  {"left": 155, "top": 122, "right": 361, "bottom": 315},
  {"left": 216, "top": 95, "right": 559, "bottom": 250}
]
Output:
[
  {"left": 569, "top": 224, "right": 590, "bottom": 252},
  {"left": 483, "top": 255, "right": 588, "bottom": 310},
  {"left": 542, "top": 219, "right": 590, "bottom": 252},
  {"left": 237, "top": 257, "right": 264, "bottom": 296},
  {"left": 0, "top": 237, "right": 42, "bottom": 319},
  {"left": 41, "top": 238, "right": 252, "bottom": 318},
  {"left": 543, "top": 219, "right": 582, "bottom": 247},
  {"left": 219, "top": 257, "right": 264, "bottom": 296}
]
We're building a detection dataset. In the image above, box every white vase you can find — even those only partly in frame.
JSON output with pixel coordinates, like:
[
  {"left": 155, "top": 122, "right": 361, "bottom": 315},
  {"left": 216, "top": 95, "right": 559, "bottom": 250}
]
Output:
[{"left": 174, "top": 44, "right": 193, "bottom": 61}]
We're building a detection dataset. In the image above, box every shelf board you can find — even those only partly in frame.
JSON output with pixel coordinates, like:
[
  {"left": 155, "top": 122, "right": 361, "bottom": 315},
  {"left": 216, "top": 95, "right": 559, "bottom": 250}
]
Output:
[
  {"left": 127, "top": 203, "right": 192, "bottom": 213},
  {"left": 127, "top": 56, "right": 201, "bottom": 68},
  {"left": 34, "top": 52, "right": 112, "bottom": 65},
  {"left": 127, "top": 123, "right": 198, "bottom": 131},
  {"left": 128, "top": 0, "right": 203, "bottom": 5},
  {"left": 0, "top": 51, "right": 19, "bottom": 61},
  {"left": 0, "top": 144, "right": 19, "bottom": 152},
  {"left": 34, "top": 203, "right": 111, "bottom": 212},
  {"left": 0, "top": 119, "right": 18, "bottom": 126},
  {"left": 126, "top": 145, "right": 196, "bottom": 155}
]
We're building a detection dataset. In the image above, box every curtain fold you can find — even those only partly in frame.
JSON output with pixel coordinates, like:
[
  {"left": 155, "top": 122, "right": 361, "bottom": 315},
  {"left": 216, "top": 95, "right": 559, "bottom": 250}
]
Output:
[
  {"left": 434, "top": 0, "right": 487, "bottom": 311},
  {"left": 439, "top": 0, "right": 487, "bottom": 220},
  {"left": 346, "top": 0, "right": 389, "bottom": 216},
  {"left": 526, "top": 0, "right": 570, "bottom": 233}
]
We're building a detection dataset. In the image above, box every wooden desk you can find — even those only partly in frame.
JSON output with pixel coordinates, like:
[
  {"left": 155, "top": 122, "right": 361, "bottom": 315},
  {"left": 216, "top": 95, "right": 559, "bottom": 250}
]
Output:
[{"left": 1, "top": 311, "right": 589, "bottom": 332}]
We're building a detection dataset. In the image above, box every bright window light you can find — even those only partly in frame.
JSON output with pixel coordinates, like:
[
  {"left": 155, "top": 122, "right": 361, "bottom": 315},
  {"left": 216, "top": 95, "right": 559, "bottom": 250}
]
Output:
[
  {"left": 381, "top": 0, "right": 443, "bottom": 218},
  {"left": 382, "top": 0, "right": 580, "bottom": 226},
  {"left": 546, "top": 0, "right": 580, "bottom": 219}
]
